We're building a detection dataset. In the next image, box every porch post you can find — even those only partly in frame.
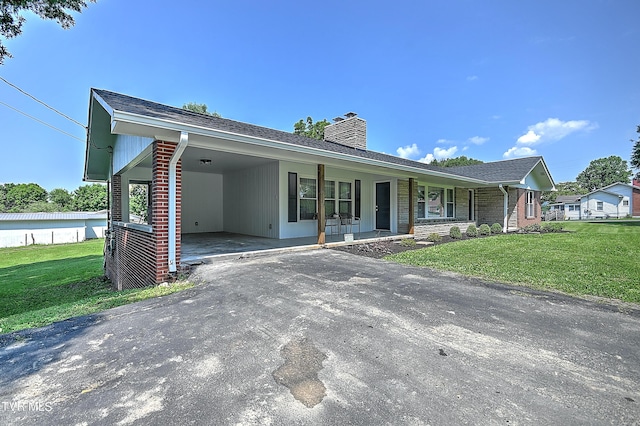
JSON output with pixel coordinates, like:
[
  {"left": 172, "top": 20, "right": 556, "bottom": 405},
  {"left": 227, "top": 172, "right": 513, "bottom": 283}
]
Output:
[
  {"left": 408, "top": 178, "right": 415, "bottom": 234},
  {"left": 317, "top": 164, "right": 325, "bottom": 244}
]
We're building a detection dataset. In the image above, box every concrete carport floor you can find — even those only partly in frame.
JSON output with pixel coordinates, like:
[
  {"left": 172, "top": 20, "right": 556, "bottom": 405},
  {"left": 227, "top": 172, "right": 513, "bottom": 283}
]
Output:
[{"left": 1, "top": 250, "right": 639, "bottom": 425}]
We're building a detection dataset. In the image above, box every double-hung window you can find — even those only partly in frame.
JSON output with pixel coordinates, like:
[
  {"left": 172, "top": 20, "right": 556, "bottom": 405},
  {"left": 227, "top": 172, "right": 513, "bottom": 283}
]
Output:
[
  {"left": 526, "top": 191, "right": 535, "bottom": 218},
  {"left": 339, "top": 182, "right": 352, "bottom": 215},
  {"left": 299, "top": 177, "right": 317, "bottom": 220},
  {"left": 596, "top": 201, "right": 604, "bottom": 211},
  {"left": 324, "top": 180, "right": 336, "bottom": 216}
]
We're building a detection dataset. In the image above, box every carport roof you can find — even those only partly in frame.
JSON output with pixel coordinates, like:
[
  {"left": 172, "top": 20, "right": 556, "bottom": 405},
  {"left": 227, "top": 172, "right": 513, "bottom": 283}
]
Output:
[{"left": 87, "top": 89, "right": 555, "bottom": 189}]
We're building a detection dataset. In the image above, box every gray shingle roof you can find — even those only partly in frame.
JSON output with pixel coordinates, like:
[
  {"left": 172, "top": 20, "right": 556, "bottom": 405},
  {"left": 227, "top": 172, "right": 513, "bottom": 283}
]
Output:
[
  {"left": 553, "top": 195, "right": 582, "bottom": 204},
  {"left": 92, "top": 89, "right": 549, "bottom": 185}
]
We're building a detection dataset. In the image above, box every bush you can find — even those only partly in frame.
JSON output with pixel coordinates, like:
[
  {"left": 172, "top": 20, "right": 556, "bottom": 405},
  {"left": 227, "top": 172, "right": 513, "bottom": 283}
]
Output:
[
  {"left": 400, "top": 238, "right": 417, "bottom": 247},
  {"left": 449, "top": 226, "right": 462, "bottom": 239},
  {"left": 466, "top": 224, "right": 478, "bottom": 237},
  {"left": 426, "top": 233, "right": 442, "bottom": 242},
  {"left": 491, "top": 223, "right": 503, "bottom": 234},
  {"left": 541, "top": 222, "right": 564, "bottom": 233},
  {"left": 521, "top": 223, "right": 541, "bottom": 233},
  {"left": 478, "top": 224, "right": 491, "bottom": 236}
]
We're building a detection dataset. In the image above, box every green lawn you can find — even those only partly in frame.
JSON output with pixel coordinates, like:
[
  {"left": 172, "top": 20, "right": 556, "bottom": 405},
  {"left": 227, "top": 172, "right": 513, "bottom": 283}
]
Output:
[
  {"left": 388, "top": 221, "right": 640, "bottom": 304},
  {"left": 0, "top": 240, "right": 193, "bottom": 334}
]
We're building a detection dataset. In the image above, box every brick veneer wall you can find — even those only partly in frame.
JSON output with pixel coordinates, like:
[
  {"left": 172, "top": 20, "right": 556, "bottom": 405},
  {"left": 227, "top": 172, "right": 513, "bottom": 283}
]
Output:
[
  {"left": 104, "top": 140, "right": 181, "bottom": 289},
  {"left": 324, "top": 116, "right": 367, "bottom": 150},
  {"left": 476, "top": 187, "right": 518, "bottom": 229},
  {"left": 633, "top": 184, "right": 640, "bottom": 217},
  {"left": 397, "top": 179, "right": 410, "bottom": 234},
  {"left": 515, "top": 188, "right": 542, "bottom": 228}
]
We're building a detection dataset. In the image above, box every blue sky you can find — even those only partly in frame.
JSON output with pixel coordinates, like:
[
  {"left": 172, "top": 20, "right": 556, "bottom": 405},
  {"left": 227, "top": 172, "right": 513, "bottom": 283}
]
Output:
[{"left": 0, "top": 0, "right": 639, "bottom": 191}]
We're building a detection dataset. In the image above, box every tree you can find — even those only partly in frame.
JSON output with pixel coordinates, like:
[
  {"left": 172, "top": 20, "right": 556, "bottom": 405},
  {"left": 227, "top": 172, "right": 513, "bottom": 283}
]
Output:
[
  {"left": 541, "top": 181, "right": 583, "bottom": 204},
  {"left": 182, "top": 102, "right": 221, "bottom": 117},
  {"left": 576, "top": 156, "right": 632, "bottom": 191},
  {"left": 72, "top": 183, "right": 107, "bottom": 211},
  {"left": 631, "top": 125, "right": 640, "bottom": 180},
  {"left": 0, "top": 0, "right": 95, "bottom": 64},
  {"left": 293, "top": 117, "right": 330, "bottom": 140},
  {"left": 129, "top": 183, "right": 149, "bottom": 223},
  {"left": 49, "top": 188, "right": 73, "bottom": 210},
  {"left": 431, "top": 156, "right": 483, "bottom": 167},
  {"left": 2, "top": 183, "right": 48, "bottom": 212}
]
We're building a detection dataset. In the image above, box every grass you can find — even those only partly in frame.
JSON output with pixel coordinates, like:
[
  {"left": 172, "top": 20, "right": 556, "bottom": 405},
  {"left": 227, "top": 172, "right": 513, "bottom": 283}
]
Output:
[
  {"left": 388, "top": 221, "right": 640, "bottom": 304},
  {"left": 0, "top": 240, "right": 193, "bottom": 334}
]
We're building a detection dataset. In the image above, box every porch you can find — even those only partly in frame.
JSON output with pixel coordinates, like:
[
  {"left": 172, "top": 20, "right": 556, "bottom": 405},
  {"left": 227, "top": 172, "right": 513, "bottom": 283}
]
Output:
[{"left": 181, "top": 230, "right": 411, "bottom": 264}]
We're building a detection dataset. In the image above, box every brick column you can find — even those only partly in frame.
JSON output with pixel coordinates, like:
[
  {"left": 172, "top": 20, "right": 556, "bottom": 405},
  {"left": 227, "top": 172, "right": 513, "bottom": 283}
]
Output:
[
  {"left": 111, "top": 174, "right": 123, "bottom": 222},
  {"left": 152, "top": 140, "right": 182, "bottom": 282}
]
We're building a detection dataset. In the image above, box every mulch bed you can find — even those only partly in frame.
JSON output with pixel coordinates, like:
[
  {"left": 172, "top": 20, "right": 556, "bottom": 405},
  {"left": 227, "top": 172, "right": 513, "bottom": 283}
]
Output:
[{"left": 331, "top": 234, "right": 496, "bottom": 259}]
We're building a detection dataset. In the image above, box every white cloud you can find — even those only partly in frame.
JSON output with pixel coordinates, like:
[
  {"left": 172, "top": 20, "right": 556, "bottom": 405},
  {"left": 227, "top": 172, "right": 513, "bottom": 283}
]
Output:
[
  {"left": 516, "top": 118, "right": 596, "bottom": 146},
  {"left": 467, "top": 136, "right": 489, "bottom": 145},
  {"left": 434, "top": 146, "right": 458, "bottom": 159},
  {"left": 418, "top": 154, "right": 435, "bottom": 164},
  {"left": 436, "top": 138, "right": 455, "bottom": 145},
  {"left": 396, "top": 143, "right": 420, "bottom": 159},
  {"left": 467, "top": 75, "right": 478, "bottom": 81},
  {"left": 503, "top": 146, "right": 538, "bottom": 158}
]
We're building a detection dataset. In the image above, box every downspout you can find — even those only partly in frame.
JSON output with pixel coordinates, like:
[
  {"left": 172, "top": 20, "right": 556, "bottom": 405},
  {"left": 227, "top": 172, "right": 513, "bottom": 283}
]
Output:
[
  {"left": 499, "top": 184, "right": 508, "bottom": 233},
  {"left": 168, "top": 132, "right": 189, "bottom": 273}
]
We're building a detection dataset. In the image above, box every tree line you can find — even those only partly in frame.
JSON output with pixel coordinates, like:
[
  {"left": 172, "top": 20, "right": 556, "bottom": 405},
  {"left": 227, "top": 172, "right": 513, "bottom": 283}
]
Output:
[{"left": 0, "top": 183, "right": 107, "bottom": 213}]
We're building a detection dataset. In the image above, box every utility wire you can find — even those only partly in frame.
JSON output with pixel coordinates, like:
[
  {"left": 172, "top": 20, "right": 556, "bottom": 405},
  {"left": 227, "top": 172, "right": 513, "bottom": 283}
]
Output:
[
  {"left": 0, "top": 100, "right": 85, "bottom": 142},
  {"left": 0, "top": 76, "right": 86, "bottom": 129}
]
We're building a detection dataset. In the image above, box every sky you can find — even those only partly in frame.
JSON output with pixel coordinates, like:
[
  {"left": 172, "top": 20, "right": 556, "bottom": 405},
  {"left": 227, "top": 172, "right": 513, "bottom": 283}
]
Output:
[{"left": 0, "top": 0, "right": 639, "bottom": 192}]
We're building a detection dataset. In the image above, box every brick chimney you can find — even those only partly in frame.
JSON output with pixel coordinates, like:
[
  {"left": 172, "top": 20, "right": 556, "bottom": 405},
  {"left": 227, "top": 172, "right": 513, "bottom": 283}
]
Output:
[{"left": 323, "top": 112, "right": 366, "bottom": 150}]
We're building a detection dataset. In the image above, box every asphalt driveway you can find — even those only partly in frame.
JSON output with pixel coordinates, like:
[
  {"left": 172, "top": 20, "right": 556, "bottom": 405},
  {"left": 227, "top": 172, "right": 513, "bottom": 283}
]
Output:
[{"left": 1, "top": 249, "right": 639, "bottom": 425}]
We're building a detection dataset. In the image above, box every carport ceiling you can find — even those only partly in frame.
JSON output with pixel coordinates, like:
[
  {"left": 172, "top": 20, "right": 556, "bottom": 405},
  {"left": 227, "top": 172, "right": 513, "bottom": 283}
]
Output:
[{"left": 136, "top": 147, "right": 276, "bottom": 174}]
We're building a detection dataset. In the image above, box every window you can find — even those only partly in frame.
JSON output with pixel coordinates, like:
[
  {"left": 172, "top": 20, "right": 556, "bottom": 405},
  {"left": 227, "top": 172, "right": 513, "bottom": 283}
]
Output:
[
  {"left": 299, "top": 177, "right": 316, "bottom": 220},
  {"left": 623, "top": 199, "right": 629, "bottom": 207},
  {"left": 596, "top": 201, "right": 603, "bottom": 211},
  {"left": 324, "top": 180, "right": 336, "bottom": 216},
  {"left": 417, "top": 185, "right": 454, "bottom": 218},
  {"left": 339, "top": 182, "right": 352, "bottom": 215},
  {"left": 129, "top": 182, "right": 150, "bottom": 224},
  {"left": 526, "top": 191, "right": 535, "bottom": 218},
  {"left": 568, "top": 205, "right": 576, "bottom": 211}
]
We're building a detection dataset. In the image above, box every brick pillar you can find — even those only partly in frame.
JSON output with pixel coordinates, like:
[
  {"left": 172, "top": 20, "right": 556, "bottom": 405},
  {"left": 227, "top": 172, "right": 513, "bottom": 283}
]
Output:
[
  {"left": 152, "top": 140, "right": 182, "bottom": 283},
  {"left": 111, "top": 174, "right": 123, "bottom": 222}
]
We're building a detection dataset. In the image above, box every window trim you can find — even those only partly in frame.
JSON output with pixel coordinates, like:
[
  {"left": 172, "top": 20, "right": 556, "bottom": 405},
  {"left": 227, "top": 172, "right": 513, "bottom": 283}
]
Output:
[
  {"left": 299, "top": 176, "right": 317, "bottom": 221},
  {"left": 596, "top": 201, "right": 604, "bottom": 211},
  {"left": 417, "top": 184, "right": 456, "bottom": 219},
  {"left": 526, "top": 190, "right": 535, "bottom": 218}
]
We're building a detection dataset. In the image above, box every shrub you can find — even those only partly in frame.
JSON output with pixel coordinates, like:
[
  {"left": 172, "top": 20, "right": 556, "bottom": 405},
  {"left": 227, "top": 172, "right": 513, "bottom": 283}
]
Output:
[
  {"left": 449, "top": 226, "right": 462, "bottom": 239},
  {"left": 426, "top": 233, "right": 442, "bottom": 242},
  {"left": 521, "top": 223, "right": 541, "bottom": 233},
  {"left": 490, "top": 223, "right": 503, "bottom": 234},
  {"left": 478, "top": 224, "right": 491, "bottom": 236},
  {"left": 541, "top": 222, "right": 564, "bottom": 233},
  {"left": 466, "top": 224, "right": 478, "bottom": 237},
  {"left": 400, "top": 238, "right": 417, "bottom": 247}
]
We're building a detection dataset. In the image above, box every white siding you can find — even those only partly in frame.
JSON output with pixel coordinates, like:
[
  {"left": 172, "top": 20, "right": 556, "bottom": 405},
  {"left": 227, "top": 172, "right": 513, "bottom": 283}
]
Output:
[
  {"left": 182, "top": 171, "right": 224, "bottom": 233},
  {"left": 581, "top": 192, "right": 626, "bottom": 218},
  {"left": 224, "top": 162, "right": 279, "bottom": 238},
  {"left": 0, "top": 219, "right": 90, "bottom": 248},
  {"left": 278, "top": 160, "right": 384, "bottom": 239},
  {"left": 113, "top": 134, "right": 153, "bottom": 174}
]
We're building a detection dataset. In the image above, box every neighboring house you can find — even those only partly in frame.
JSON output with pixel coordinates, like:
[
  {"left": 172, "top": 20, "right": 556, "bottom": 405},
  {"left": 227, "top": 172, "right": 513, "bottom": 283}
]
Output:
[
  {"left": 0, "top": 211, "right": 107, "bottom": 248},
  {"left": 579, "top": 181, "right": 640, "bottom": 219},
  {"left": 84, "top": 89, "right": 555, "bottom": 289},
  {"left": 548, "top": 195, "right": 583, "bottom": 220}
]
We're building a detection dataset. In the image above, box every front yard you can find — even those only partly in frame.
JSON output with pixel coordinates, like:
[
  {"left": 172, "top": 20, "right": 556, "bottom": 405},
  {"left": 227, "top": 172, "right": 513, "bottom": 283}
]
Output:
[
  {"left": 0, "top": 240, "right": 192, "bottom": 334},
  {"left": 388, "top": 221, "right": 640, "bottom": 304}
]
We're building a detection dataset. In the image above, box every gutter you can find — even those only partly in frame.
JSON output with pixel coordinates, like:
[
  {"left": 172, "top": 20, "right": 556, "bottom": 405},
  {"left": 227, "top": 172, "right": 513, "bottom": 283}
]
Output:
[
  {"left": 499, "top": 184, "right": 508, "bottom": 233},
  {"left": 168, "top": 131, "right": 189, "bottom": 273}
]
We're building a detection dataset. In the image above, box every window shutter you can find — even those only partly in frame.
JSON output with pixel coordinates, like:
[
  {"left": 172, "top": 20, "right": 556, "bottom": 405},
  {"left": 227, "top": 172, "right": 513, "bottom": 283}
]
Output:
[
  {"left": 288, "top": 172, "right": 297, "bottom": 222},
  {"left": 355, "top": 179, "right": 361, "bottom": 218}
]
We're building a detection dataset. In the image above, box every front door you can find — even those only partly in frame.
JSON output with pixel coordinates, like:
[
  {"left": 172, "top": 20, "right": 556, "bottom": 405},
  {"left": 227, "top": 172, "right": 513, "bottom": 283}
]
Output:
[{"left": 375, "top": 182, "right": 391, "bottom": 230}]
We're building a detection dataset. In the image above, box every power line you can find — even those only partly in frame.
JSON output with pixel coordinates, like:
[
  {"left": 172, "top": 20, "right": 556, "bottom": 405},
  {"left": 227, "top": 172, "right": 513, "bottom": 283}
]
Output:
[
  {"left": 0, "top": 76, "right": 86, "bottom": 129},
  {"left": 0, "top": 100, "right": 85, "bottom": 142}
]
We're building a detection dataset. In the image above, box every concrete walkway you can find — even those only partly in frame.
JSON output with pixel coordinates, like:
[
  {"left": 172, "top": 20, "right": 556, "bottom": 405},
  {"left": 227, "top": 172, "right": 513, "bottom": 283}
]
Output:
[{"left": 1, "top": 250, "right": 639, "bottom": 425}]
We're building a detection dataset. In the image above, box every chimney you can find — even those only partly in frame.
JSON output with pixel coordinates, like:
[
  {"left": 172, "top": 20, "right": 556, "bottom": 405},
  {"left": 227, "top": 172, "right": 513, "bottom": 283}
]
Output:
[{"left": 323, "top": 112, "right": 366, "bottom": 150}]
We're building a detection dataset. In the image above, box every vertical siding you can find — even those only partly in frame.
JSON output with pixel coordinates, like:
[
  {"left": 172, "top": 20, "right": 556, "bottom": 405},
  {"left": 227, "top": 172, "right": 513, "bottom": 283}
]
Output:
[
  {"left": 182, "top": 171, "right": 224, "bottom": 233},
  {"left": 224, "top": 162, "right": 279, "bottom": 238}
]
